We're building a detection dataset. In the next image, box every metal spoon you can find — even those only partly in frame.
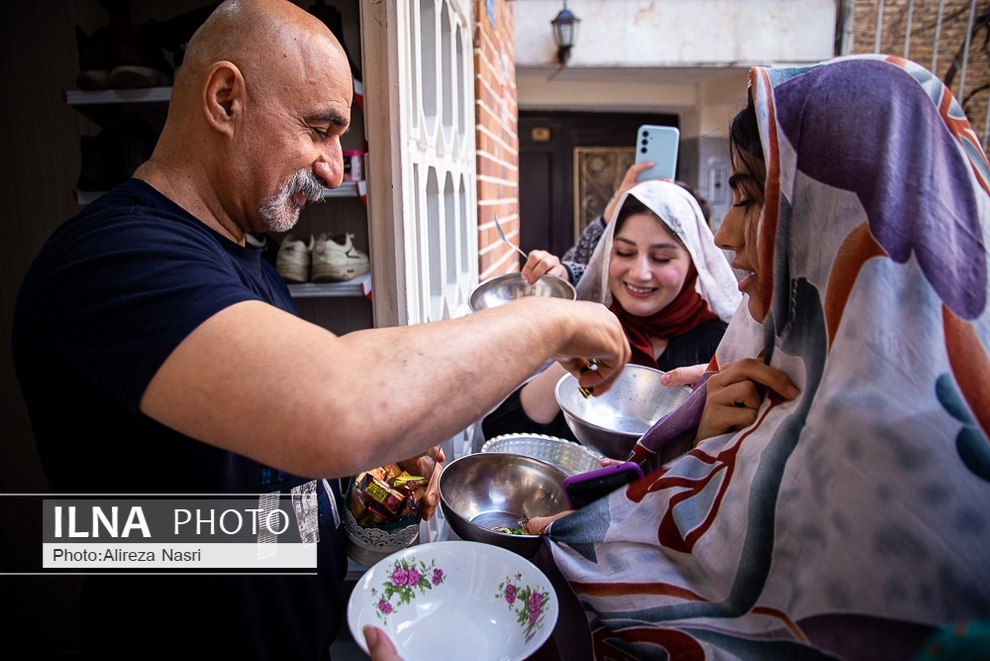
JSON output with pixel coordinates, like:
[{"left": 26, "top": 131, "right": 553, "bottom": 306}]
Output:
[{"left": 494, "top": 214, "right": 528, "bottom": 262}]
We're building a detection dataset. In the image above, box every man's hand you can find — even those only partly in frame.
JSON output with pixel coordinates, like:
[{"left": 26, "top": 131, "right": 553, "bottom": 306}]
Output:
[
  {"left": 604, "top": 162, "right": 657, "bottom": 223},
  {"left": 364, "top": 626, "right": 404, "bottom": 661},
  {"left": 521, "top": 250, "right": 569, "bottom": 285},
  {"left": 552, "top": 301, "right": 630, "bottom": 396},
  {"left": 396, "top": 446, "right": 444, "bottom": 521},
  {"left": 696, "top": 359, "right": 799, "bottom": 442}
]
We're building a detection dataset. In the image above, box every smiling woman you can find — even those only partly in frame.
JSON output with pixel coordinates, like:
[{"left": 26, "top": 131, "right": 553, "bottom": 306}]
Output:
[
  {"left": 481, "top": 180, "right": 741, "bottom": 442},
  {"left": 607, "top": 202, "right": 693, "bottom": 319},
  {"left": 716, "top": 92, "right": 769, "bottom": 321},
  {"left": 592, "top": 186, "right": 739, "bottom": 370}
]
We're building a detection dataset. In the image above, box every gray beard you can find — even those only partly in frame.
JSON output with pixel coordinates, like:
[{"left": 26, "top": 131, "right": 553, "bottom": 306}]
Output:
[{"left": 259, "top": 169, "right": 325, "bottom": 233}]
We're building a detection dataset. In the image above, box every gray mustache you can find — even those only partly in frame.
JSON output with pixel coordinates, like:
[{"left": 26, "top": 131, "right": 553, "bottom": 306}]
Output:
[{"left": 287, "top": 170, "right": 325, "bottom": 203}]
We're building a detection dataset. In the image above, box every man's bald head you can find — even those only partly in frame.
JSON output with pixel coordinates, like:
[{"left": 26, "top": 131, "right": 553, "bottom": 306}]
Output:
[{"left": 175, "top": 0, "right": 347, "bottom": 102}]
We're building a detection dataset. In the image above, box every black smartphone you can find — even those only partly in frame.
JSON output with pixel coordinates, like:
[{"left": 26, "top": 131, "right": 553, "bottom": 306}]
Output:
[{"left": 562, "top": 462, "right": 644, "bottom": 509}]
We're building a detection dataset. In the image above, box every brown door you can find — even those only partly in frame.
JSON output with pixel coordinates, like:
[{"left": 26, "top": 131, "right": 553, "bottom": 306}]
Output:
[{"left": 518, "top": 111, "right": 678, "bottom": 261}]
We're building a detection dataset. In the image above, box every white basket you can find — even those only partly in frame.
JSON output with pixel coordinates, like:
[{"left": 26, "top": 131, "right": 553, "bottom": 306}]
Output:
[
  {"left": 480, "top": 433, "right": 603, "bottom": 476},
  {"left": 342, "top": 507, "right": 420, "bottom": 566}
]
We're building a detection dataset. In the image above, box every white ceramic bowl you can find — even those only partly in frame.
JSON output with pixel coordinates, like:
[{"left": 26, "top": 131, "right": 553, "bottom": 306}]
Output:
[
  {"left": 481, "top": 433, "right": 604, "bottom": 476},
  {"left": 347, "top": 540, "right": 559, "bottom": 661}
]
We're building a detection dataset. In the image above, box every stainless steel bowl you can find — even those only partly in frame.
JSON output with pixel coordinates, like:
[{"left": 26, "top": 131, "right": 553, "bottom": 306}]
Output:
[
  {"left": 554, "top": 364, "right": 692, "bottom": 460},
  {"left": 439, "top": 453, "right": 569, "bottom": 558},
  {"left": 469, "top": 273, "right": 576, "bottom": 312},
  {"left": 480, "top": 433, "right": 603, "bottom": 476}
]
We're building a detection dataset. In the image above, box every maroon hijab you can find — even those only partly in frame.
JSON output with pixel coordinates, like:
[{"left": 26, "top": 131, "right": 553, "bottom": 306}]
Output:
[{"left": 609, "top": 264, "right": 719, "bottom": 368}]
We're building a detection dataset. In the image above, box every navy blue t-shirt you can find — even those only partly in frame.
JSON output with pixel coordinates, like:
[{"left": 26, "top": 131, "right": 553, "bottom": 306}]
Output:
[{"left": 13, "top": 179, "right": 348, "bottom": 660}]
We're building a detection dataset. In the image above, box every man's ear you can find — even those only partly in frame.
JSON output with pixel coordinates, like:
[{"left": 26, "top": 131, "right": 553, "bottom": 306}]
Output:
[{"left": 203, "top": 61, "right": 244, "bottom": 136}]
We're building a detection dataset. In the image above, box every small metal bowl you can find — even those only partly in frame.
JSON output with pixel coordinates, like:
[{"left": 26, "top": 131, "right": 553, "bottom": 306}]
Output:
[
  {"left": 481, "top": 433, "right": 603, "bottom": 476},
  {"left": 469, "top": 273, "right": 576, "bottom": 312},
  {"left": 439, "top": 453, "right": 569, "bottom": 558},
  {"left": 554, "top": 364, "right": 692, "bottom": 460}
]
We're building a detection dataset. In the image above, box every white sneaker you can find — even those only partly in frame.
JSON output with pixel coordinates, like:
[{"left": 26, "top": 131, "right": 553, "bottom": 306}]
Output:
[
  {"left": 311, "top": 233, "right": 371, "bottom": 282},
  {"left": 275, "top": 234, "right": 314, "bottom": 283}
]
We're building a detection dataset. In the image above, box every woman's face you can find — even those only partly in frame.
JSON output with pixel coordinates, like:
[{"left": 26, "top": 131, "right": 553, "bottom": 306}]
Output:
[
  {"left": 715, "top": 153, "right": 768, "bottom": 321},
  {"left": 608, "top": 212, "right": 693, "bottom": 317}
]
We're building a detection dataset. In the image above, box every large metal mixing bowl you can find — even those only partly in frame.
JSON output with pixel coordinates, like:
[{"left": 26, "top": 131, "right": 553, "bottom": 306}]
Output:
[
  {"left": 439, "top": 453, "right": 569, "bottom": 558},
  {"left": 469, "top": 273, "right": 575, "bottom": 312},
  {"left": 554, "top": 364, "right": 692, "bottom": 459}
]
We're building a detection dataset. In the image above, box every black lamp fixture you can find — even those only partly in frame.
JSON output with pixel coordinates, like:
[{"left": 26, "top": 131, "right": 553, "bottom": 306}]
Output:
[{"left": 551, "top": 1, "right": 580, "bottom": 65}]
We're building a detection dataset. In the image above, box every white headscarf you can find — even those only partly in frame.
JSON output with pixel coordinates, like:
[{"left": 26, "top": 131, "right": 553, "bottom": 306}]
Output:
[{"left": 574, "top": 179, "right": 741, "bottom": 323}]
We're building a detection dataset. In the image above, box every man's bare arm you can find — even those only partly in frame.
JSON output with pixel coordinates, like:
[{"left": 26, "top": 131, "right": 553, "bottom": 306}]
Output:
[{"left": 140, "top": 297, "right": 628, "bottom": 477}]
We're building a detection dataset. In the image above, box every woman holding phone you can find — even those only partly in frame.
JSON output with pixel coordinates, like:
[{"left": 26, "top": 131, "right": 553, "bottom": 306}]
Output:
[
  {"left": 482, "top": 178, "right": 740, "bottom": 444},
  {"left": 522, "top": 162, "right": 712, "bottom": 289}
]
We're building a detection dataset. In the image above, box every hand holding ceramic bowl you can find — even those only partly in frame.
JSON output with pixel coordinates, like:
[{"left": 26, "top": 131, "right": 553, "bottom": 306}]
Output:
[{"left": 348, "top": 541, "right": 559, "bottom": 661}]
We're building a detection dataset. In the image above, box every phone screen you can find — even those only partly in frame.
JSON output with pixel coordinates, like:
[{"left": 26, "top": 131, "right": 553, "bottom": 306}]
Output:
[
  {"left": 563, "top": 463, "right": 644, "bottom": 509},
  {"left": 634, "top": 125, "right": 679, "bottom": 182}
]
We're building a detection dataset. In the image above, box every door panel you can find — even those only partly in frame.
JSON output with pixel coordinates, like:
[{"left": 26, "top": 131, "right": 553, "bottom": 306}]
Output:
[
  {"left": 518, "top": 151, "right": 552, "bottom": 270},
  {"left": 518, "top": 111, "right": 677, "bottom": 260}
]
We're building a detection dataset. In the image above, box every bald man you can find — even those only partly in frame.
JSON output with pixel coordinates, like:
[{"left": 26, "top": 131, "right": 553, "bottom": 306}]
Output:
[{"left": 12, "top": 0, "right": 627, "bottom": 659}]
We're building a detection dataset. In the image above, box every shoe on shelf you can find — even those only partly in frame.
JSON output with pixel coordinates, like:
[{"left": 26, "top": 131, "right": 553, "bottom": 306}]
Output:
[
  {"left": 76, "top": 117, "right": 160, "bottom": 192},
  {"left": 119, "top": 116, "right": 159, "bottom": 179},
  {"left": 74, "top": 24, "right": 123, "bottom": 90},
  {"left": 158, "top": 3, "right": 221, "bottom": 71},
  {"left": 77, "top": 129, "right": 127, "bottom": 192},
  {"left": 109, "top": 20, "right": 173, "bottom": 89},
  {"left": 275, "top": 234, "right": 314, "bottom": 284},
  {"left": 246, "top": 232, "right": 281, "bottom": 267},
  {"left": 311, "top": 233, "right": 370, "bottom": 282}
]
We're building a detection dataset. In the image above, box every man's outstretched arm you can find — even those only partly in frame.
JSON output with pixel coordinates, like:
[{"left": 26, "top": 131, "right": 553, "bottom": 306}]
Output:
[{"left": 141, "top": 296, "right": 629, "bottom": 478}]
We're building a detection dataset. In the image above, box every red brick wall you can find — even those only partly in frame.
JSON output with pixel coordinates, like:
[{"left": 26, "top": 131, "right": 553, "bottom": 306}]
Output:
[{"left": 473, "top": 0, "right": 520, "bottom": 280}]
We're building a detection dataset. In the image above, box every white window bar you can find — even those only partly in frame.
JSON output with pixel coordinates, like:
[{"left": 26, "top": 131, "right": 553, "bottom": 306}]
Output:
[
  {"left": 984, "top": 94, "right": 990, "bottom": 151},
  {"left": 842, "top": 0, "right": 857, "bottom": 55},
  {"left": 874, "top": 0, "right": 886, "bottom": 52},
  {"left": 932, "top": 0, "right": 946, "bottom": 72},
  {"left": 957, "top": 0, "right": 979, "bottom": 103},
  {"left": 904, "top": 0, "right": 915, "bottom": 59}
]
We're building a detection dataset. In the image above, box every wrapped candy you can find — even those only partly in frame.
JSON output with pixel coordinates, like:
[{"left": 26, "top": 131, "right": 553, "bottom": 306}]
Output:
[{"left": 348, "top": 464, "right": 428, "bottom": 528}]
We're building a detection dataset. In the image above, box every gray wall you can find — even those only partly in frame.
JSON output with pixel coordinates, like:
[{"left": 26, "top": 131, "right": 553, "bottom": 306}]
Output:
[{"left": 678, "top": 134, "right": 732, "bottom": 232}]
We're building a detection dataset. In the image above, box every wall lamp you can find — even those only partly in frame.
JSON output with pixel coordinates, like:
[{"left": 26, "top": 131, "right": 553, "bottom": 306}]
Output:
[{"left": 551, "top": 1, "right": 580, "bottom": 65}]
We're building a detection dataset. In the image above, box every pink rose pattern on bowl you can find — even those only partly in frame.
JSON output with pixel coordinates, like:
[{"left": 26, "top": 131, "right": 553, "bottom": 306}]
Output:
[
  {"left": 496, "top": 572, "right": 552, "bottom": 642},
  {"left": 371, "top": 556, "right": 446, "bottom": 623}
]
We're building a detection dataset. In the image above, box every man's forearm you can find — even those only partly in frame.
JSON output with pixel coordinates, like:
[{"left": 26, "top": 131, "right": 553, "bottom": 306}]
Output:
[{"left": 141, "top": 297, "right": 627, "bottom": 478}]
